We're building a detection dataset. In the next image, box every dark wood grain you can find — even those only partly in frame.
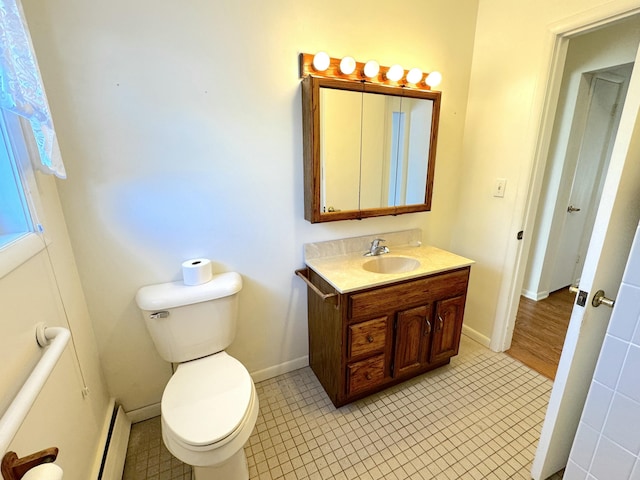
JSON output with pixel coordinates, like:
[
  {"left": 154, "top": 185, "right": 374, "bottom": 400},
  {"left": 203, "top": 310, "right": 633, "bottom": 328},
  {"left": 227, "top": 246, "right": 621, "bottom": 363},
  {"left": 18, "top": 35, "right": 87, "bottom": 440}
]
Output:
[
  {"left": 506, "top": 288, "right": 574, "bottom": 380},
  {"left": 306, "top": 269, "right": 343, "bottom": 405},
  {"left": 304, "top": 267, "right": 470, "bottom": 407},
  {"left": 300, "top": 74, "right": 441, "bottom": 223},
  {"left": 430, "top": 295, "right": 466, "bottom": 364},
  {"left": 394, "top": 305, "right": 429, "bottom": 376},
  {"left": 347, "top": 354, "right": 385, "bottom": 396},
  {"left": 348, "top": 317, "right": 388, "bottom": 360},
  {"left": 2, "top": 448, "right": 58, "bottom": 480},
  {"left": 348, "top": 268, "right": 469, "bottom": 320}
]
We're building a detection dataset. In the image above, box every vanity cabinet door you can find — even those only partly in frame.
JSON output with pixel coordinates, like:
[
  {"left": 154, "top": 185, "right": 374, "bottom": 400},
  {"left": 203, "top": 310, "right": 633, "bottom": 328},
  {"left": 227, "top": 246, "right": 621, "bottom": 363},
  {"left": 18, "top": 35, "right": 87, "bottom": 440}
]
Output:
[
  {"left": 393, "top": 305, "right": 430, "bottom": 377},
  {"left": 305, "top": 264, "right": 470, "bottom": 407},
  {"left": 430, "top": 295, "right": 466, "bottom": 364}
]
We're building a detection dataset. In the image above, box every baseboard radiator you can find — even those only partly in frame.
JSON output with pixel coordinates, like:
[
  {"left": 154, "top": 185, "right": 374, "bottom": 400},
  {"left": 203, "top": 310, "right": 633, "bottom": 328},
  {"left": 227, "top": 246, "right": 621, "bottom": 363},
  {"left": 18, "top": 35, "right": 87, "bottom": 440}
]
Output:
[{"left": 98, "top": 403, "right": 131, "bottom": 479}]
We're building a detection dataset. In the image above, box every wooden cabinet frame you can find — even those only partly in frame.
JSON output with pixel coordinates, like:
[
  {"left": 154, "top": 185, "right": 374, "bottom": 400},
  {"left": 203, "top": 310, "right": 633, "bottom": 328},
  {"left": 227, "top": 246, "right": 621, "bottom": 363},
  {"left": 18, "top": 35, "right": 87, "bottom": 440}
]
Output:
[{"left": 305, "top": 267, "right": 470, "bottom": 407}]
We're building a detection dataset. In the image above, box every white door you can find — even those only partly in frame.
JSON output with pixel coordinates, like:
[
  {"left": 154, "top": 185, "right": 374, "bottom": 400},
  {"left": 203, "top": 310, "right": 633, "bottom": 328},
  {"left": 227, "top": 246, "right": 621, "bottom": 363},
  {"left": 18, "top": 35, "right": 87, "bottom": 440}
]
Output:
[
  {"left": 564, "top": 221, "right": 640, "bottom": 478},
  {"left": 549, "top": 73, "right": 627, "bottom": 292},
  {"left": 531, "top": 46, "right": 640, "bottom": 479}
]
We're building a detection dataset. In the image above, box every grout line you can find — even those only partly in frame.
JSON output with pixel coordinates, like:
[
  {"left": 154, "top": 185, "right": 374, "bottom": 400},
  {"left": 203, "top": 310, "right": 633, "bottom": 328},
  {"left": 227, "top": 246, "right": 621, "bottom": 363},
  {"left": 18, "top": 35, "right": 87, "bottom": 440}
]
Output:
[{"left": 122, "top": 337, "right": 558, "bottom": 480}]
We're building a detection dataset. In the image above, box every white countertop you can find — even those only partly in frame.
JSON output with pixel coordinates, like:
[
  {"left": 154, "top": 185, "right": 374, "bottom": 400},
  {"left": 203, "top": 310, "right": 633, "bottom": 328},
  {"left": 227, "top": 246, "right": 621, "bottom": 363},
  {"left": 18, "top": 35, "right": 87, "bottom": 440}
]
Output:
[{"left": 305, "top": 244, "right": 474, "bottom": 294}]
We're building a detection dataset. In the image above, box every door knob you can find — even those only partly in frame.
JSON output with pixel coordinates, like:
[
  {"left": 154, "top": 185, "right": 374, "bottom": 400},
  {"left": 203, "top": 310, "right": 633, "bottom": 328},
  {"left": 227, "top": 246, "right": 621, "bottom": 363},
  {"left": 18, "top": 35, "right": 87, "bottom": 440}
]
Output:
[
  {"left": 567, "top": 205, "right": 581, "bottom": 213},
  {"left": 592, "top": 290, "right": 615, "bottom": 308}
]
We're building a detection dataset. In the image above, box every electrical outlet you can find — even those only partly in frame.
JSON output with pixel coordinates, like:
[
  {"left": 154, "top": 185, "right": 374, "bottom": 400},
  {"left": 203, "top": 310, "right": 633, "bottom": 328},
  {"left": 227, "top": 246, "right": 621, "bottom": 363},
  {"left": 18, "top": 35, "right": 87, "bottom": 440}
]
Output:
[{"left": 493, "top": 178, "right": 507, "bottom": 197}]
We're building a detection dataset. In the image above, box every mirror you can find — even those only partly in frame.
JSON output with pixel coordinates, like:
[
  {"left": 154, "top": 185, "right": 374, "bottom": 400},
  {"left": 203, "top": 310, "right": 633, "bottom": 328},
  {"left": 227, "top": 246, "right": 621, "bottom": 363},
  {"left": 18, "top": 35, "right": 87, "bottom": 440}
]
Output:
[{"left": 302, "top": 76, "right": 440, "bottom": 223}]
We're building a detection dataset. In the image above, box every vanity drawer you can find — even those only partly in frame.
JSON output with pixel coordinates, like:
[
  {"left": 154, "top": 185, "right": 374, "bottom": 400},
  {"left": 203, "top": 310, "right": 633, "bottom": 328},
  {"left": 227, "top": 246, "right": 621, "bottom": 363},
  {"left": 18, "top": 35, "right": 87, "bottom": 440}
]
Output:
[
  {"left": 348, "top": 317, "right": 387, "bottom": 359},
  {"left": 349, "top": 268, "right": 469, "bottom": 320},
  {"left": 346, "top": 354, "right": 385, "bottom": 395}
]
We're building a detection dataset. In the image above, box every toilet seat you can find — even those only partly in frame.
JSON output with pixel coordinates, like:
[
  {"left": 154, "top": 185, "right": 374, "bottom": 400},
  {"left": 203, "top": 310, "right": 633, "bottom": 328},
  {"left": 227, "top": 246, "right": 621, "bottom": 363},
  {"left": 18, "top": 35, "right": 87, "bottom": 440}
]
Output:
[{"left": 162, "top": 351, "right": 253, "bottom": 448}]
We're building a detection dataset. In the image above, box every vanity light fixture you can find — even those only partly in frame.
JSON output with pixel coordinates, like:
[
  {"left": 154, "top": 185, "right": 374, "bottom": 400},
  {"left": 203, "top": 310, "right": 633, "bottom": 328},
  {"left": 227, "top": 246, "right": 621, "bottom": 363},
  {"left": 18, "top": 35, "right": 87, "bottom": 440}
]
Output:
[
  {"left": 363, "top": 60, "right": 380, "bottom": 78},
  {"left": 406, "top": 67, "right": 423, "bottom": 84},
  {"left": 312, "top": 51, "right": 330, "bottom": 72},
  {"left": 339, "top": 56, "right": 356, "bottom": 75},
  {"left": 425, "top": 71, "right": 442, "bottom": 88},
  {"left": 386, "top": 64, "right": 404, "bottom": 82},
  {"left": 299, "top": 52, "right": 442, "bottom": 91}
]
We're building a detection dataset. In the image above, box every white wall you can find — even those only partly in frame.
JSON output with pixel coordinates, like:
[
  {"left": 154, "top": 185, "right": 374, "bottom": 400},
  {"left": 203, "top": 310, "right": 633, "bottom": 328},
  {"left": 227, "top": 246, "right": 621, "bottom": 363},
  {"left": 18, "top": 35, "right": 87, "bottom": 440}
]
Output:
[
  {"left": 452, "top": 0, "right": 640, "bottom": 346},
  {"left": 565, "top": 222, "right": 640, "bottom": 479},
  {"left": 523, "top": 18, "right": 640, "bottom": 300},
  {"left": 22, "top": 0, "right": 479, "bottom": 415},
  {"left": 0, "top": 172, "right": 110, "bottom": 478}
]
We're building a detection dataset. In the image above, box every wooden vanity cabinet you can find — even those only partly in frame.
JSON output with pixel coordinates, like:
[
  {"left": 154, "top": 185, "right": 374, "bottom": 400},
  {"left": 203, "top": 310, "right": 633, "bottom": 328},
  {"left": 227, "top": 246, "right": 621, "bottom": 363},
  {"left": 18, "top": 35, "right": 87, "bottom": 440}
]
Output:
[{"left": 305, "top": 266, "right": 470, "bottom": 407}]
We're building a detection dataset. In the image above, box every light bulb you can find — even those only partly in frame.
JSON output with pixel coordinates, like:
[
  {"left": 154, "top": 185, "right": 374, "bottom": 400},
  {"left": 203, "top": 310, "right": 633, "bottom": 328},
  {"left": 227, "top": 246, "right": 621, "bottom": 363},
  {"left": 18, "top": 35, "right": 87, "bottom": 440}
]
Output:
[
  {"left": 363, "top": 60, "right": 380, "bottom": 78},
  {"left": 406, "top": 68, "right": 423, "bottom": 84},
  {"left": 339, "top": 56, "right": 356, "bottom": 75},
  {"left": 386, "top": 64, "right": 404, "bottom": 82},
  {"left": 312, "top": 52, "right": 330, "bottom": 72},
  {"left": 425, "top": 71, "right": 442, "bottom": 88}
]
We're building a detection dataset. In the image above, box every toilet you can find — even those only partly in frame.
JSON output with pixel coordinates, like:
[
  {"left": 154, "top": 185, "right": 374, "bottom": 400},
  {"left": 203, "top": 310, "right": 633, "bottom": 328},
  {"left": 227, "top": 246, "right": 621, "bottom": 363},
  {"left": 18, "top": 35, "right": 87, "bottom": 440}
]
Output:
[{"left": 135, "top": 272, "right": 258, "bottom": 480}]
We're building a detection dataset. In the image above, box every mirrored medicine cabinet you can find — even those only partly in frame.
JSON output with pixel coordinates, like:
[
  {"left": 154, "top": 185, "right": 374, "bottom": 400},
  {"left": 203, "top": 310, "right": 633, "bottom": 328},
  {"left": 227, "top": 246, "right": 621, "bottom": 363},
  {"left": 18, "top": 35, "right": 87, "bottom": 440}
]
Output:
[{"left": 302, "top": 75, "right": 441, "bottom": 223}]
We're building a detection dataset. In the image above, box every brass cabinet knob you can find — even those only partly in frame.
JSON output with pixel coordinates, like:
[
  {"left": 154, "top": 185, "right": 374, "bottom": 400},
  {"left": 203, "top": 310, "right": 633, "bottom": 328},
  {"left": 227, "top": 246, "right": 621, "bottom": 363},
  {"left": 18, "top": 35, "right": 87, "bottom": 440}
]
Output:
[{"left": 367, "top": 335, "right": 374, "bottom": 343}]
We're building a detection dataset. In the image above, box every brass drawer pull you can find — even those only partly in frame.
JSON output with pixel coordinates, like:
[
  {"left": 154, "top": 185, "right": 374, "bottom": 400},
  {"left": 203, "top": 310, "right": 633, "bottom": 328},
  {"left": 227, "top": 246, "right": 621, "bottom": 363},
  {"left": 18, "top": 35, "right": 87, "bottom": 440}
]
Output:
[
  {"left": 367, "top": 335, "right": 374, "bottom": 343},
  {"left": 365, "top": 372, "right": 372, "bottom": 380}
]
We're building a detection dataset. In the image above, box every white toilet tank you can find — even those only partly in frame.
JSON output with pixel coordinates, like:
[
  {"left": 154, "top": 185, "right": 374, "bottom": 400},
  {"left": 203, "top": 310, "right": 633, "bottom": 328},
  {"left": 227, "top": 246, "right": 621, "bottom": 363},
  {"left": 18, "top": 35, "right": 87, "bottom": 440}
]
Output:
[{"left": 135, "top": 272, "right": 242, "bottom": 363}]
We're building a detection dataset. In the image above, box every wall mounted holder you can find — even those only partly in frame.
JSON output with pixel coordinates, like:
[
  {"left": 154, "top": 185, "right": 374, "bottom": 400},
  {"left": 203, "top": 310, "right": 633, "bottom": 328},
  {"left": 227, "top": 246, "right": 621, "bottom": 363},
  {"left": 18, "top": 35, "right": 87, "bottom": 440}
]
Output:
[{"left": 1, "top": 447, "right": 58, "bottom": 480}]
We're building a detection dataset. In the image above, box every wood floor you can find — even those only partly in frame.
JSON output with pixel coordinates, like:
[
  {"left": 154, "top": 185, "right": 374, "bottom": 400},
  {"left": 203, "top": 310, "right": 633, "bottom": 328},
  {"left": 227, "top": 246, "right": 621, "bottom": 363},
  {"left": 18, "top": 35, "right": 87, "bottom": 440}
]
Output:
[{"left": 506, "top": 287, "right": 575, "bottom": 380}]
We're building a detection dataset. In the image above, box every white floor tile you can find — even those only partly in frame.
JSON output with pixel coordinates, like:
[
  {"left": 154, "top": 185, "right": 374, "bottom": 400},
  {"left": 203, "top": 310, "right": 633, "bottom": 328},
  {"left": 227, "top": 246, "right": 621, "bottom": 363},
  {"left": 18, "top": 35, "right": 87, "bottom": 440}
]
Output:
[{"left": 123, "top": 336, "right": 558, "bottom": 480}]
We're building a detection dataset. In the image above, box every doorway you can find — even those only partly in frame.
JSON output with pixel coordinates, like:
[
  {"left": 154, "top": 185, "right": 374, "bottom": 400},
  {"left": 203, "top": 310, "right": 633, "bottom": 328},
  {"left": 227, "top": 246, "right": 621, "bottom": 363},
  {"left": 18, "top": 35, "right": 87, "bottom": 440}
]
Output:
[
  {"left": 506, "top": 24, "right": 636, "bottom": 381},
  {"left": 503, "top": 13, "right": 640, "bottom": 480}
]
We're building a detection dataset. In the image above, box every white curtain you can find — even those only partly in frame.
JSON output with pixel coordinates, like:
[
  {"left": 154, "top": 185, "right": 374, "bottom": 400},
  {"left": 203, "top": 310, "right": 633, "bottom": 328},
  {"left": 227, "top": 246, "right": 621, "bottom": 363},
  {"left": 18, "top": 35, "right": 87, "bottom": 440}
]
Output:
[{"left": 0, "top": 0, "right": 65, "bottom": 178}]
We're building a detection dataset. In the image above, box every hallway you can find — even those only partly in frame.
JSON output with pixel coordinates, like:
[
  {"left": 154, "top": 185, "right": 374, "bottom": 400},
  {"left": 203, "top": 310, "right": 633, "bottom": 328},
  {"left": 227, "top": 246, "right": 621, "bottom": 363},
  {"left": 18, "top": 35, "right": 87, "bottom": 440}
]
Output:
[{"left": 506, "top": 288, "right": 575, "bottom": 380}]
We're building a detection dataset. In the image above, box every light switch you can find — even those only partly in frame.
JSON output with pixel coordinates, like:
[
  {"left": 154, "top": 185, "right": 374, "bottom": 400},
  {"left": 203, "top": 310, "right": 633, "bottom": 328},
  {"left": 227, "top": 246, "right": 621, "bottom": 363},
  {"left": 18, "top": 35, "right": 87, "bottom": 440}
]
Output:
[{"left": 493, "top": 178, "right": 507, "bottom": 198}]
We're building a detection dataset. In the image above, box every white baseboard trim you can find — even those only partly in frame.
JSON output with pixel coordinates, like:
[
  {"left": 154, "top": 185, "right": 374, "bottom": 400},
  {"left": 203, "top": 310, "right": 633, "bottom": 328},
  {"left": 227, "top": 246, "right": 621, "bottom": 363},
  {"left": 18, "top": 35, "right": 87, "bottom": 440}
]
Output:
[
  {"left": 91, "top": 399, "right": 131, "bottom": 479},
  {"left": 462, "top": 325, "right": 491, "bottom": 348},
  {"left": 250, "top": 355, "right": 309, "bottom": 383},
  {"left": 521, "top": 289, "right": 549, "bottom": 301},
  {"left": 91, "top": 399, "right": 116, "bottom": 479},
  {"left": 101, "top": 405, "right": 131, "bottom": 480},
  {"left": 126, "top": 402, "right": 161, "bottom": 424}
]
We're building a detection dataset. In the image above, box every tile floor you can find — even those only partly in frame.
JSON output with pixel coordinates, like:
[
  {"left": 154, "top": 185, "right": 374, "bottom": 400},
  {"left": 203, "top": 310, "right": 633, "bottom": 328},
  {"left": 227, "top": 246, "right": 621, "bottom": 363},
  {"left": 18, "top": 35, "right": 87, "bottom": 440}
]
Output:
[{"left": 122, "top": 336, "right": 565, "bottom": 480}]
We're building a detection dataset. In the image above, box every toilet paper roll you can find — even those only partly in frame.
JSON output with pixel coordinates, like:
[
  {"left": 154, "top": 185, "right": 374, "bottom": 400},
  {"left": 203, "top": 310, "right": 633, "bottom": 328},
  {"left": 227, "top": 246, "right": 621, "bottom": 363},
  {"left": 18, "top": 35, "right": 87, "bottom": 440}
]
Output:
[
  {"left": 182, "top": 258, "right": 213, "bottom": 286},
  {"left": 21, "top": 463, "right": 63, "bottom": 480}
]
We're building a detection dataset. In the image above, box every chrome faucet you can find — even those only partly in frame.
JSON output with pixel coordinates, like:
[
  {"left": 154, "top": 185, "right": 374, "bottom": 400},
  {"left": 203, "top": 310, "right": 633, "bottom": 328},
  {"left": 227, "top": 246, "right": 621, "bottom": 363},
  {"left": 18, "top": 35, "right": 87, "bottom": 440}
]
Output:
[{"left": 364, "top": 238, "right": 390, "bottom": 256}]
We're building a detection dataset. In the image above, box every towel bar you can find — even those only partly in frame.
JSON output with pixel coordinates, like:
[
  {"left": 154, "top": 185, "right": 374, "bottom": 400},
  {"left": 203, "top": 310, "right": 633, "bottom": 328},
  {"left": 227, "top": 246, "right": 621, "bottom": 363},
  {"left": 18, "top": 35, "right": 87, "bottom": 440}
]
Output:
[
  {"left": 295, "top": 268, "right": 339, "bottom": 306},
  {"left": 0, "top": 324, "right": 70, "bottom": 456}
]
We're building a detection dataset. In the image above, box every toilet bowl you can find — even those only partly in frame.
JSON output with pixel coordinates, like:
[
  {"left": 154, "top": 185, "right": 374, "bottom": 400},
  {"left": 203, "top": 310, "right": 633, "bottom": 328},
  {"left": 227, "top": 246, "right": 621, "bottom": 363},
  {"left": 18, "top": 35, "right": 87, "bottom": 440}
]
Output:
[{"left": 160, "top": 352, "right": 259, "bottom": 478}]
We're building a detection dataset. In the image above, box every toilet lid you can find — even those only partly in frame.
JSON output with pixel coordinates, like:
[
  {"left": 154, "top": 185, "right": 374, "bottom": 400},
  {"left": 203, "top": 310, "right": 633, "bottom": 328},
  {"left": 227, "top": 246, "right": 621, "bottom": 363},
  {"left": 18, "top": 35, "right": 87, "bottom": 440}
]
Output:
[{"left": 162, "top": 352, "right": 253, "bottom": 447}]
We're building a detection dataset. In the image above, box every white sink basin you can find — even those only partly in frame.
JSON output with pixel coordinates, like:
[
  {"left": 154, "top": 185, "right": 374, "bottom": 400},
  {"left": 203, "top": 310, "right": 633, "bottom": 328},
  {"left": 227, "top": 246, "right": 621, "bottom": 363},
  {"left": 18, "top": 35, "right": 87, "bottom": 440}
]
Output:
[{"left": 362, "top": 256, "right": 420, "bottom": 274}]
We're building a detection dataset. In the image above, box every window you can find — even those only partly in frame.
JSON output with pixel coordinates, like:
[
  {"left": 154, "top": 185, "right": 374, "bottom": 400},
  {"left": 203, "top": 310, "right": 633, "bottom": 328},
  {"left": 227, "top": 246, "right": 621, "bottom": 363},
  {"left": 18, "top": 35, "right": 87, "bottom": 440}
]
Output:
[
  {"left": 0, "top": 108, "right": 46, "bottom": 279},
  {"left": 0, "top": 0, "right": 66, "bottom": 277},
  {"left": 0, "top": 109, "right": 38, "bottom": 248}
]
